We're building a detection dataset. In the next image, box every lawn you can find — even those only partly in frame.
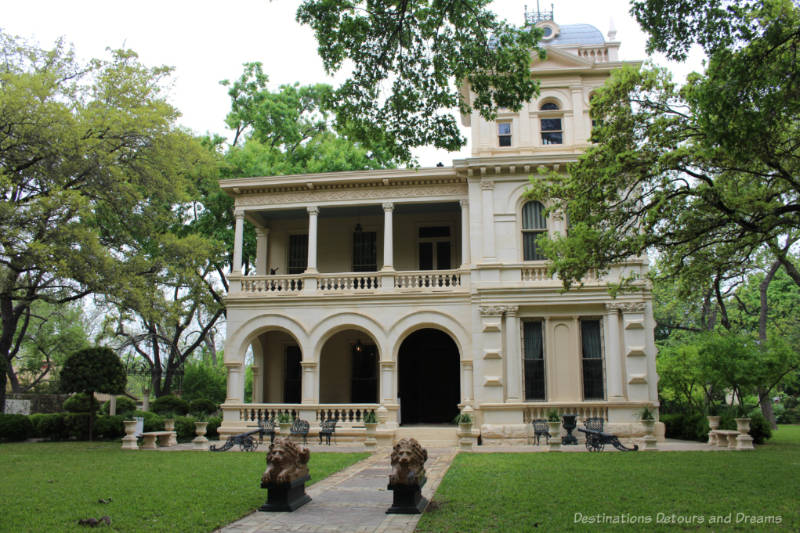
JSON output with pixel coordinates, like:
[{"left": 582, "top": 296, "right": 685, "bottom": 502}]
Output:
[
  {"left": 418, "top": 425, "right": 800, "bottom": 532},
  {"left": 0, "top": 442, "right": 367, "bottom": 532}
]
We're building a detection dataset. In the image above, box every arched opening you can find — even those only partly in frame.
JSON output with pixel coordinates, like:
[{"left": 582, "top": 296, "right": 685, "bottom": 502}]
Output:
[
  {"left": 319, "top": 329, "right": 379, "bottom": 403},
  {"left": 249, "top": 330, "right": 302, "bottom": 403},
  {"left": 398, "top": 328, "right": 460, "bottom": 424}
]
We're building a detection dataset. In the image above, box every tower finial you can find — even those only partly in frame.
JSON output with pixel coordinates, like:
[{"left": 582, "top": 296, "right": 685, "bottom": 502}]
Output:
[{"left": 607, "top": 17, "right": 617, "bottom": 40}]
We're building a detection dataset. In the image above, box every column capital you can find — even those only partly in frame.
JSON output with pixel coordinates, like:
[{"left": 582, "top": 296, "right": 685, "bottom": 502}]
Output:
[
  {"left": 234, "top": 208, "right": 245, "bottom": 219},
  {"left": 479, "top": 305, "right": 505, "bottom": 317},
  {"left": 307, "top": 206, "right": 319, "bottom": 216},
  {"left": 459, "top": 199, "right": 469, "bottom": 208},
  {"left": 504, "top": 305, "right": 519, "bottom": 317},
  {"left": 255, "top": 226, "right": 270, "bottom": 237},
  {"left": 382, "top": 202, "right": 394, "bottom": 212},
  {"left": 300, "top": 361, "right": 317, "bottom": 369},
  {"left": 607, "top": 301, "right": 646, "bottom": 313},
  {"left": 480, "top": 179, "right": 495, "bottom": 190},
  {"left": 461, "top": 359, "right": 473, "bottom": 369},
  {"left": 380, "top": 360, "right": 396, "bottom": 369}
]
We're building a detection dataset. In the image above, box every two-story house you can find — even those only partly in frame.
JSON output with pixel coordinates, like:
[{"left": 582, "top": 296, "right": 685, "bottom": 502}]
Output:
[{"left": 218, "top": 12, "right": 661, "bottom": 445}]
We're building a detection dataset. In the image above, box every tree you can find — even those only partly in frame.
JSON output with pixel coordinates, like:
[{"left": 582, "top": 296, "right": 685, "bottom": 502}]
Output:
[
  {"left": 60, "top": 347, "right": 126, "bottom": 441},
  {"left": 296, "top": 0, "right": 545, "bottom": 161},
  {"left": 0, "top": 32, "right": 212, "bottom": 411},
  {"left": 527, "top": 0, "right": 800, "bottom": 291}
]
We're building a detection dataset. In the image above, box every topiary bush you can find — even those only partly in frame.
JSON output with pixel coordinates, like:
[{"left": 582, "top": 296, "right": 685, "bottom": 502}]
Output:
[
  {"left": 747, "top": 412, "right": 772, "bottom": 444},
  {"left": 189, "top": 398, "right": 218, "bottom": 417},
  {"left": 174, "top": 416, "right": 198, "bottom": 442},
  {"left": 29, "top": 413, "right": 69, "bottom": 440},
  {"left": 63, "top": 392, "right": 92, "bottom": 413},
  {"left": 64, "top": 413, "right": 91, "bottom": 440},
  {"left": 94, "top": 415, "right": 125, "bottom": 440},
  {"left": 0, "top": 414, "right": 34, "bottom": 442},
  {"left": 133, "top": 410, "right": 165, "bottom": 432},
  {"left": 206, "top": 416, "right": 222, "bottom": 439},
  {"left": 151, "top": 395, "right": 190, "bottom": 416},
  {"left": 100, "top": 396, "right": 137, "bottom": 416}
]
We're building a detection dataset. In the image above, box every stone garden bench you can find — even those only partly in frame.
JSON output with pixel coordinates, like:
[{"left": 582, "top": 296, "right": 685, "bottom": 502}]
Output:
[
  {"left": 140, "top": 430, "right": 177, "bottom": 449},
  {"left": 709, "top": 429, "right": 753, "bottom": 450}
]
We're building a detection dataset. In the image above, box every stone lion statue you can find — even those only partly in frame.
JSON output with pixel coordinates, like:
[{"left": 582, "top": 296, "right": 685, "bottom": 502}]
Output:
[
  {"left": 389, "top": 438, "right": 427, "bottom": 486},
  {"left": 261, "top": 437, "right": 310, "bottom": 485}
]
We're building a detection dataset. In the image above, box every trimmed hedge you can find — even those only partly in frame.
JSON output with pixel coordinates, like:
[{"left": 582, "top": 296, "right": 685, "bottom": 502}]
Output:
[
  {"left": 29, "top": 413, "right": 69, "bottom": 440},
  {"left": 189, "top": 398, "right": 218, "bottom": 416},
  {"left": 0, "top": 414, "right": 34, "bottom": 442},
  {"left": 133, "top": 410, "right": 165, "bottom": 432},
  {"left": 62, "top": 392, "right": 92, "bottom": 413},
  {"left": 661, "top": 412, "right": 709, "bottom": 442},
  {"left": 150, "top": 395, "right": 190, "bottom": 416}
]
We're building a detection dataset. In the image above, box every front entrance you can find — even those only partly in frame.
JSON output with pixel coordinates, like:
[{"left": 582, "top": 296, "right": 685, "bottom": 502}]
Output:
[{"left": 398, "top": 329, "right": 460, "bottom": 424}]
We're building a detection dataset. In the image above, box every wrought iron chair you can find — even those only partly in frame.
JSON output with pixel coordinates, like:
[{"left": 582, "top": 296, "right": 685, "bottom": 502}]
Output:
[
  {"left": 258, "top": 417, "right": 277, "bottom": 445},
  {"left": 319, "top": 419, "right": 337, "bottom": 445},
  {"left": 290, "top": 418, "right": 310, "bottom": 445},
  {"left": 532, "top": 419, "right": 551, "bottom": 445},
  {"left": 583, "top": 417, "right": 604, "bottom": 432}
]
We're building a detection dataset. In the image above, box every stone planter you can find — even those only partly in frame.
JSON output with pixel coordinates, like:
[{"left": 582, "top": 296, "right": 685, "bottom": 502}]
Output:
[
  {"left": 458, "top": 422, "right": 473, "bottom": 450},
  {"left": 706, "top": 416, "right": 721, "bottom": 445},
  {"left": 279, "top": 422, "right": 291, "bottom": 436},
  {"left": 641, "top": 419, "right": 657, "bottom": 450},
  {"left": 364, "top": 422, "right": 378, "bottom": 450},
  {"left": 193, "top": 421, "right": 209, "bottom": 451},
  {"left": 547, "top": 421, "right": 561, "bottom": 451},
  {"left": 735, "top": 417, "right": 751, "bottom": 434},
  {"left": 163, "top": 418, "right": 178, "bottom": 446},
  {"left": 121, "top": 420, "right": 139, "bottom": 450}
]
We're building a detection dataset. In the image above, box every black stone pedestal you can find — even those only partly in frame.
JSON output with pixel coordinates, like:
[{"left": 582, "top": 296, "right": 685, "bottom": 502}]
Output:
[
  {"left": 386, "top": 476, "right": 427, "bottom": 514},
  {"left": 259, "top": 474, "right": 311, "bottom": 512}
]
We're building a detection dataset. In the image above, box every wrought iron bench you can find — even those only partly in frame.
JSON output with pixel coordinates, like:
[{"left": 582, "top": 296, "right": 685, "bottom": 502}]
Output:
[
  {"left": 290, "top": 418, "right": 310, "bottom": 445},
  {"left": 210, "top": 417, "right": 275, "bottom": 452},
  {"left": 578, "top": 417, "right": 638, "bottom": 452},
  {"left": 531, "top": 419, "right": 551, "bottom": 445},
  {"left": 319, "top": 419, "right": 336, "bottom": 445}
]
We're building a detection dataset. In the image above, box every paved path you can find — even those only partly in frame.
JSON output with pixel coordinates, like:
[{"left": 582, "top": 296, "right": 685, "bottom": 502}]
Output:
[{"left": 218, "top": 448, "right": 457, "bottom": 533}]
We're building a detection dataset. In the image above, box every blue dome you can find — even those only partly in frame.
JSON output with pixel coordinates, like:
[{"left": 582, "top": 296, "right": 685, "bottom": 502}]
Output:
[{"left": 550, "top": 24, "right": 605, "bottom": 46}]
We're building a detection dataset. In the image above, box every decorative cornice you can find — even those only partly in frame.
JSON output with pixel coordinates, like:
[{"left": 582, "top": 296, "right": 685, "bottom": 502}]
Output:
[
  {"left": 480, "top": 180, "right": 495, "bottom": 191},
  {"left": 607, "top": 301, "right": 646, "bottom": 313},
  {"left": 479, "top": 305, "right": 506, "bottom": 317}
]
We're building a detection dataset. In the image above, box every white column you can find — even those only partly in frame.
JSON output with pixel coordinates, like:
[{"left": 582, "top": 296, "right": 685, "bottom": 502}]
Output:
[
  {"left": 462, "top": 360, "right": 474, "bottom": 404},
  {"left": 382, "top": 202, "right": 394, "bottom": 270},
  {"left": 480, "top": 180, "right": 496, "bottom": 260},
  {"left": 232, "top": 209, "right": 245, "bottom": 274},
  {"left": 380, "top": 361, "right": 395, "bottom": 403},
  {"left": 605, "top": 305, "right": 624, "bottom": 400},
  {"left": 301, "top": 362, "right": 317, "bottom": 404},
  {"left": 225, "top": 362, "right": 244, "bottom": 403},
  {"left": 460, "top": 199, "right": 470, "bottom": 267},
  {"left": 504, "top": 306, "right": 522, "bottom": 401},
  {"left": 255, "top": 227, "right": 269, "bottom": 276},
  {"left": 306, "top": 206, "right": 319, "bottom": 273},
  {"left": 251, "top": 366, "right": 262, "bottom": 403}
]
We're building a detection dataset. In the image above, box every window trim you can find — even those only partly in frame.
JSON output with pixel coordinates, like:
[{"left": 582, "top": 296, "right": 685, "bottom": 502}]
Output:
[
  {"left": 286, "top": 232, "right": 309, "bottom": 274},
  {"left": 497, "top": 120, "right": 513, "bottom": 147},
  {"left": 521, "top": 319, "right": 547, "bottom": 401},
  {"left": 538, "top": 99, "right": 564, "bottom": 146},
  {"left": 579, "top": 317, "right": 606, "bottom": 401},
  {"left": 415, "top": 223, "right": 454, "bottom": 270},
  {"left": 520, "top": 200, "right": 548, "bottom": 262}
]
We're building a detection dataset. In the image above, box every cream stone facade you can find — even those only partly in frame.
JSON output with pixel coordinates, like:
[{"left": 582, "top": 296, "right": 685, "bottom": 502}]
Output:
[{"left": 219, "top": 16, "right": 661, "bottom": 444}]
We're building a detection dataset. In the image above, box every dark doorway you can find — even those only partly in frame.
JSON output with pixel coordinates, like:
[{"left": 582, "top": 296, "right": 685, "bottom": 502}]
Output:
[{"left": 398, "top": 329, "right": 460, "bottom": 424}]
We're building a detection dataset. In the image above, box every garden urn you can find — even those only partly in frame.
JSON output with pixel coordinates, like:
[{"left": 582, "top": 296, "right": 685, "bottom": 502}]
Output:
[
  {"left": 735, "top": 417, "right": 751, "bottom": 434},
  {"left": 547, "top": 421, "right": 561, "bottom": 451}
]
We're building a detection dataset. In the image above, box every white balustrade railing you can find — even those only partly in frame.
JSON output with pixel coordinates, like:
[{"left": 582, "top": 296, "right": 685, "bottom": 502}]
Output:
[
  {"left": 240, "top": 275, "right": 303, "bottom": 293},
  {"left": 521, "top": 266, "right": 552, "bottom": 282},
  {"left": 233, "top": 403, "right": 378, "bottom": 427},
  {"left": 523, "top": 404, "right": 609, "bottom": 423},
  {"left": 319, "top": 273, "right": 379, "bottom": 292},
  {"left": 578, "top": 47, "right": 610, "bottom": 62},
  {"left": 394, "top": 270, "right": 462, "bottom": 289}
]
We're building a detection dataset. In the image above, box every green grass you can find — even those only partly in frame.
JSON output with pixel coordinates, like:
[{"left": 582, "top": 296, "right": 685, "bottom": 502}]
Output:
[
  {"left": 0, "top": 442, "right": 367, "bottom": 532},
  {"left": 418, "top": 425, "right": 800, "bottom": 532}
]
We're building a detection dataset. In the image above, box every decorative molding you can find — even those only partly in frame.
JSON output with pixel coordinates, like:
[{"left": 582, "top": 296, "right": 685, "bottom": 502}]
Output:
[
  {"left": 624, "top": 320, "right": 645, "bottom": 330},
  {"left": 480, "top": 180, "right": 495, "bottom": 190},
  {"left": 607, "top": 301, "right": 646, "bottom": 313},
  {"left": 479, "top": 305, "right": 506, "bottom": 317},
  {"left": 380, "top": 361, "right": 396, "bottom": 369},
  {"left": 482, "top": 321, "right": 502, "bottom": 332},
  {"left": 504, "top": 305, "right": 519, "bottom": 317},
  {"left": 626, "top": 346, "right": 646, "bottom": 357},
  {"left": 461, "top": 360, "right": 474, "bottom": 369},
  {"left": 459, "top": 199, "right": 469, "bottom": 208},
  {"left": 234, "top": 209, "right": 245, "bottom": 218},
  {"left": 306, "top": 206, "right": 319, "bottom": 215},
  {"left": 235, "top": 181, "right": 467, "bottom": 207},
  {"left": 483, "top": 376, "right": 503, "bottom": 387},
  {"left": 300, "top": 361, "right": 317, "bottom": 369},
  {"left": 628, "top": 374, "right": 648, "bottom": 385},
  {"left": 483, "top": 349, "right": 502, "bottom": 360},
  {"left": 382, "top": 202, "right": 394, "bottom": 211}
]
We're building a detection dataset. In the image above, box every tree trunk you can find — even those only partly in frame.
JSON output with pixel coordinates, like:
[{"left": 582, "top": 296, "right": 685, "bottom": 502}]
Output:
[
  {"left": 759, "top": 260, "right": 781, "bottom": 429},
  {"left": 758, "top": 389, "right": 776, "bottom": 430}
]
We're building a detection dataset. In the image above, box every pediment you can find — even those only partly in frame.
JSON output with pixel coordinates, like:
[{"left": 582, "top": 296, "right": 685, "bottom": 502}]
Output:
[{"left": 531, "top": 47, "right": 595, "bottom": 70}]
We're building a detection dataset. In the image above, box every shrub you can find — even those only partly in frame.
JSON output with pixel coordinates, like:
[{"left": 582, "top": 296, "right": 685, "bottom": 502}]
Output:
[
  {"left": 181, "top": 361, "right": 226, "bottom": 404},
  {"left": 0, "top": 414, "right": 34, "bottom": 442},
  {"left": 189, "top": 398, "right": 218, "bottom": 417},
  {"left": 777, "top": 406, "right": 800, "bottom": 424},
  {"left": 29, "top": 413, "right": 68, "bottom": 441},
  {"left": 174, "top": 415, "right": 198, "bottom": 442},
  {"left": 94, "top": 415, "right": 125, "bottom": 440},
  {"left": 64, "top": 413, "right": 91, "bottom": 440},
  {"left": 63, "top": 392, "right": 92, "bottom": 413},
  {"left": 206, "top": 416, "right": 222, "bottom": 439},
  {"left": 133, "top": 410, "right": 165, "bottom": 432},
  {"left": 100, "top": 396, "right": 137, "bottom": 416},
  {"left": 661, "top": 412, "right": 709, "bottom": 441},
  {"left": 747, "top": 412, "right": 772, "bottom": 444},
  {"left": 151, "top": 395, "right": 190, "bottom": 416},
  {"left": 784, "top": 396, "right": 799, "bottom": 409}
]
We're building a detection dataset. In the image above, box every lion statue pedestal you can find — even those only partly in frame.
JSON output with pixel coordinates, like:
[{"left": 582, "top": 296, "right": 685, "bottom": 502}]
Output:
[
  {"left": 259, "top": 437, "right": 312, "bottom": 512},
  {"left": 386, "top": 438, "right": 428, "bottom": 514}
]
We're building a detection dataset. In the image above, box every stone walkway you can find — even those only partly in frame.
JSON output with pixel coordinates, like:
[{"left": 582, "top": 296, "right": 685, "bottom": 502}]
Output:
[{"left": 217, "top": 447, "right": 457, "bottom": 533}]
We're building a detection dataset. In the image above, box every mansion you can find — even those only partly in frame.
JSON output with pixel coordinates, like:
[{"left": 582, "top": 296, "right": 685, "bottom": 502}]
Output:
[{"left": 218, "top": 14, "right": 661, "bottom": 445}]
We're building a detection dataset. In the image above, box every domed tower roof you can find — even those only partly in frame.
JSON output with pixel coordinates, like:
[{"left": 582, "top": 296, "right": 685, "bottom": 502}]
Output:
[{"left": 549, "top": 24, "right": 605, "bottom": 45}]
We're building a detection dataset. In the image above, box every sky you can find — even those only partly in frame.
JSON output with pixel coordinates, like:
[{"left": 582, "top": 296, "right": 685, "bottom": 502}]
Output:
[{"left": 3, "top": 0, "right": 704, "bottom": 167}]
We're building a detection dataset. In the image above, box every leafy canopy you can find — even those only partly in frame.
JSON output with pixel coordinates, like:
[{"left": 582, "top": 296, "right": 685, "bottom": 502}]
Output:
[
  {"left": 60, "top": 347, "right": 126, "bottom": 396},
  {"left": 297, "top": 0, "right": 545, "bottom": 162}
]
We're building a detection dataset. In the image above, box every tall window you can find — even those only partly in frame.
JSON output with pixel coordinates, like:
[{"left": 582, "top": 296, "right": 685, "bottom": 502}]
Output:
[
  {"left": 540, "top": 102, "right": 563, "bottom": 145},
  {"left": 498, "top": 121, "right": 512, "bottom": 146},
  {"left": 283, "top": 346, "right": 302, "bottom": 403},
  {"left": 418, "top": 226, "right": 451, "bottom": 270},
  {"left": 522, "top": 201, "right": 547, "bottom": 260},
  {"left": 581, "top": 319, "right": 604, "bottom": 400},
  {"left": 352, "top": 230, "right": 377, "bottom": 271},
  {"left": 523, "top": 321, "right": 546, "bottom": 400},
  {"left": 287, "top": 234, "right": 308, "bottom": 274}
]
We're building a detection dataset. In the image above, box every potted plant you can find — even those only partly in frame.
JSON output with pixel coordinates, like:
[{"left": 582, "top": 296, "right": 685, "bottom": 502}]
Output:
[
  {"left": 546, "top": 409, "right": 561, "bottom": 450},
  {"left": 278, "top": 412, "right": 292, "bottom": 435},
  {"left": 363, "top": 410, "right": 378, "bottom": 449},
  {"left": 454, "top": 412, "right": 473, "bottom": 433},
  {"left": 639, "top": 406, "right": 656, "bottom": 436},
  {"left": 706, "top": 403, "right": 721, "bottom": 431}
]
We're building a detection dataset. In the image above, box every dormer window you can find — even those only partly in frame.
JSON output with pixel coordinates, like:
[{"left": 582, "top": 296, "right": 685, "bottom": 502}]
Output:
[
  {"left": 540, "top": 102, "right": 563, "bottom": 145},
  {"left": 498, "top": 121, "right": 512, "bottom": 147}
]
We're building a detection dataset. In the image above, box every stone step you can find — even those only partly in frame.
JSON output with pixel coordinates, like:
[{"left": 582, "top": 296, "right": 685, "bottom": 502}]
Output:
[{"left": 394, "top": 425, "right": 459, "bottom": 447}]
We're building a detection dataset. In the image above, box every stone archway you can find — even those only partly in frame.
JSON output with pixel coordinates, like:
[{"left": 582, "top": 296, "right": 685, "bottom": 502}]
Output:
[{"left": 397, "top": 328, "right": 460, "bottom": 424}]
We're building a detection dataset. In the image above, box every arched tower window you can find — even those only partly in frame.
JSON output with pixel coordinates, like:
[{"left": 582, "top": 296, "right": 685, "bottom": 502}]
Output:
[
  {"left": 522, "top": 201, "right": 547, "bottom": 260},
  {"left": 540, "top": 102, "right": 563, "bottom": 145}
]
